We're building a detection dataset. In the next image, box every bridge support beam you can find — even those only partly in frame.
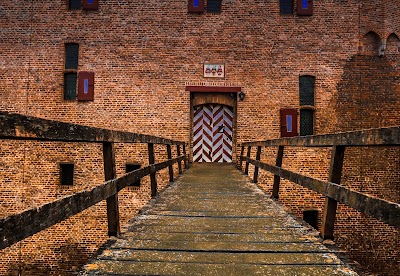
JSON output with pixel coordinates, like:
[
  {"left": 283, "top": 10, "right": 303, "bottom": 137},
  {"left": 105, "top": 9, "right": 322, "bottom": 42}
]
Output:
[
  {"left": 244, "top": 146, "right": 251, "bottom": 175},
  {"left": 272, "top": 146, "right": 284, "bottom": 199},
  {"left": 167, "top": 144, "right": 174, "bottom": 182},
  {"left": 238, "top": 145, "right": 245, "bottom": 170},
  {"left": 183, "top": 144, "right": 188, "bottom": 169},
  {"left": 148, "top": 143, "right": 157, "bottom": 197},
  {"left": 321, "top": 145, "right": 346, "bottom": 240},
  {"left": 103, "top": 142, "right": 120, "bottom": 237},
  {"left": 177, "top": 145, "right": 183, "bottom": 174},
  {"left": 252, "top": 146, "right": 262, "bottom": 183}
]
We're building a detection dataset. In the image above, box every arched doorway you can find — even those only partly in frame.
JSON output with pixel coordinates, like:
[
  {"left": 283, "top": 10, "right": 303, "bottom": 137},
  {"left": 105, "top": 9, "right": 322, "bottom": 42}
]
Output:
[{"left": 193, "top": 104, "right": 233, "bottom": 162}]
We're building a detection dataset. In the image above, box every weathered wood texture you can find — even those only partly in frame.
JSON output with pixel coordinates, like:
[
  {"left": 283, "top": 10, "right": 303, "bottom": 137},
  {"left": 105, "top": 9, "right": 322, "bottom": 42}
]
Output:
[
  {"left": 0, "top": 111, "right": 185, "bottom": 145},
  {"left": 242, "top": 126, "right": 399, "bottom": 147},
  {"left": 0, "top": 155, "right": 186, "bottom": 250},
  {"left": 321, "top": 146, "right": 346, "bottom": 239},
  {"left": 103, "top": 142, "right": 120, "bottom": 237},
  {"left": 242, "top": 157, "right": 400, "bottom": 229}
]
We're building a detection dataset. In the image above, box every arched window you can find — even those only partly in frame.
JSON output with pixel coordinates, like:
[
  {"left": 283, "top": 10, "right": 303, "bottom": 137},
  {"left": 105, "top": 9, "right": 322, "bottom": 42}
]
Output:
[
  {"left": 386, "top": 33, "right": 399, "bottom": 54},
  {"left": 362, "top": 31, "right": 381, "bottom": 56}
]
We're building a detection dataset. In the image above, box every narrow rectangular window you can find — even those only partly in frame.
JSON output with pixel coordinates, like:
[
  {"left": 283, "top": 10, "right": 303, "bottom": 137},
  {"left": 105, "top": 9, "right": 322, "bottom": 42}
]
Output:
[
  {"left": 69, "top": 0, "right": 81, "bottom": 10},
  {"left": 83, "top": 0, "right": 99, "bottom": 10},
  {"left": 60, "top": 163, "right": 74, "bottom": 186},
  {"left": 126, "top": 164, "right": 141, "bottom": 187},
  {"left": 299, "top": 75, "right": 315, "bottom": 136},
  {"left": 188, "top": 0, "right": 205, "bottom": 13},
  {"left": 280, "top": 0, "right": 293, "bottom": 15},
  {"left": 299, "top": 76, "right": 315, "bottom": 106},
  {"left": 297, "top": 0, "right": 313, "bottom": 16},
  {"left": 77, "top": 71, "right": 94, "bottom": 101},
  {"left": 64, "top": 73, "right": 77, "bottom": 100},
  {"left": 65, "top": 43, "right": 79, "bottom": 70},
  {"left": 207, "top": 0, "right": 222, "bottom": 13},
  {"left": 300, "top": 109, "right": 314, "bottom": 136}
]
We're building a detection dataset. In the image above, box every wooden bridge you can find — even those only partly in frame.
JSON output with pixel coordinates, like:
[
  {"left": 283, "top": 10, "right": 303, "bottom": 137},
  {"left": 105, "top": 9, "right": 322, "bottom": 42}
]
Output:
[{"left": 0, "top": 111, "right": 399, "bottom": 275}]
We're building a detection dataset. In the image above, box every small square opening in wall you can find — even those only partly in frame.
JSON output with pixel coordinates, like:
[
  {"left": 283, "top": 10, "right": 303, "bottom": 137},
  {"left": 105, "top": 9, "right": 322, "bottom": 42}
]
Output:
[
  {"left": 60, "top": 163, "right": 74, "bottom": 186},
  {"left": 126, "top": 164, "right": 141, "bottom": 187},
  {"left": 303, "top": 209, "right": 319, "bottom": 229}
]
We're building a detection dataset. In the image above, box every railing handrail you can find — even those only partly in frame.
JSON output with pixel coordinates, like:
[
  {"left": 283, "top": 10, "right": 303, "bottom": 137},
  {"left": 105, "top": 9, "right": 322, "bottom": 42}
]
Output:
[
  {"left": 0, "top": 111, "right": 189, "bottom": 250},
  {"left": 238, "top": 126, "right": 400, "bottom": 239},
  {"left": 0, "top": 111, "right": 185, "bottom": 145},
  {"left": 0, "top": 156, "right": 186, "bottom": 250},
  {"left": 241, "top": 126, "right": 400, "bottom": 147}
]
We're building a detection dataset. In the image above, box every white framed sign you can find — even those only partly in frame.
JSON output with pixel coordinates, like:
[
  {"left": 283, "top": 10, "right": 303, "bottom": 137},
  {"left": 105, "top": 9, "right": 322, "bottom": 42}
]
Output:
[{"left": 203, "top": 64, "right": 225, "bottom": 78}]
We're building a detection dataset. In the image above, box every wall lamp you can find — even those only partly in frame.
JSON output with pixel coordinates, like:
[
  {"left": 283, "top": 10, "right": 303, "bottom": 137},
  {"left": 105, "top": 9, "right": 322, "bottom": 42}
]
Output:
[{"left": 238, "top": 91, "right": 245, "bottom": 101}]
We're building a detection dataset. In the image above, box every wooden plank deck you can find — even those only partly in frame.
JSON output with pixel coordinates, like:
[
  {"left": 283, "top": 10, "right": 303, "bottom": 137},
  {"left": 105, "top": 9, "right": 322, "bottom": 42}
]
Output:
[{"left": 81, "top": 163, "right": 357, "bottom": 276}]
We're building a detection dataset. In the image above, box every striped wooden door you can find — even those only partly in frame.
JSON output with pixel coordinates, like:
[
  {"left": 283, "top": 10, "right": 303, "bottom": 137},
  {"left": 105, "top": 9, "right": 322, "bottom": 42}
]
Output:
[{"left": 193, "top": 104, "right": 233, "bottom": 162}]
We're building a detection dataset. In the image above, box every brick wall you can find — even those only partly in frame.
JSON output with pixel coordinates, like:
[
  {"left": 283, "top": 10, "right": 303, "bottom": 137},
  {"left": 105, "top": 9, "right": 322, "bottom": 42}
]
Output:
[{"left": 0, "top": 0, "right": 399, "bottom": 274}]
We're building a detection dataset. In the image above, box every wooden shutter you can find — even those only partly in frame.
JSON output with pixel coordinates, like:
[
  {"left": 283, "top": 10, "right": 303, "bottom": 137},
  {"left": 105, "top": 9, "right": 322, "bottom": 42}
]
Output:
[
  {"left": 188, "top": 0, "right": 205, "bottom": 13},
  {"left": 78, "top": 71, "right": 94, "bottom": 101},
  {"left": 280, "top": 108, "right": 298, "bottom": 137},
  {"left": 297, "top": 0, "right": 313, "bottom": 16},
  {"left": 82, "top": 0, "right": 99, "bottom": 10}
]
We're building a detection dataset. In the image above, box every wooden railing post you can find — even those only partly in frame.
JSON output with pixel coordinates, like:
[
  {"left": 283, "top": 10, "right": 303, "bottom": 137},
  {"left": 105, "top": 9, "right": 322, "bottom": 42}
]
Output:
[
  {"left": 182, "top": 143, "right": 188, "bottom": 169},
  {"left": 252, "top": 146, "right": 262, "bottom": 183},
  {"left": 103, "top": 142, "right": 120, "bottom": 237},
  {"left": 272, "top": 146, "right": 284, "bottom": 199},
  {"left": 177, "top": 145, "right": 182, "bottom": 174},
  {"left": 167, "top": 144, "right": 174, "bottom": 182},
  {"left": 148, "top": 143, "right": 157, "bottom": 197},
  {"left": 321, "top": 145, "right": 346, "bottom": 240},
  {"left": 244, "top": 146, "right": 251, "bottom": 175},
  {"left": 238, "top": 145, "right": 245, "bottom": 171}
]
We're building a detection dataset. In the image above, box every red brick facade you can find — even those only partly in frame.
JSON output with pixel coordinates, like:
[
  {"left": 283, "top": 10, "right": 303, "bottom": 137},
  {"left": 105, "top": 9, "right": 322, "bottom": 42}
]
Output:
[{"left": 1, "top": 1, "right": 399, "bottom": 275}]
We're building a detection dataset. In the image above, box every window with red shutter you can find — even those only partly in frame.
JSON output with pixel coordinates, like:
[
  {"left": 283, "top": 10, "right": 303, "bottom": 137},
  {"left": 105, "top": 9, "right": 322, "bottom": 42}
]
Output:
[
  {"left": 297, "top": 0, "right": 313, "bottom": 16},
  {"left": 188, "top": 0, "right": 205, "bottom": 13},
  {"left": 280, "top": 109, "right": 298, "bottom": 137},
  {"left": 82, "top": 0, "right": 99, "bottom": 10},
  {"left": 78, "top": 71, "right": 94, "bottom": 101}
]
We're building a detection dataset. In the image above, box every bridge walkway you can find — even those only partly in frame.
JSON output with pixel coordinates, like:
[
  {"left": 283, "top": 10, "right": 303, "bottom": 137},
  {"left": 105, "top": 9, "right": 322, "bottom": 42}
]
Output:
[{"left": 81, "top": 163, "right": 357, "bottom": 276}]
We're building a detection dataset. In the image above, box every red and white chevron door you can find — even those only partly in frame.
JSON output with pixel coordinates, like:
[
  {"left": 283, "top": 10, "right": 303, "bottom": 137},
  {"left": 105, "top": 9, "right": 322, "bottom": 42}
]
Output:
[{"left": 193, "top": 104, "right": 233, "bottom": 162}]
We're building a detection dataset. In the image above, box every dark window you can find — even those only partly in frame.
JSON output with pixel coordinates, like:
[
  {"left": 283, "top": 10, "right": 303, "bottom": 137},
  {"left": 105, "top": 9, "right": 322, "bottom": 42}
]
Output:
[
  {"left": 69, "top": 0, "right": 81, "bottom": 10},
  {"left": 300, "top": 109, "right": 314, "bottom": 136},
  {"left": 207, "top": 0, "right": 221, "bottom": 13},
  {"left": 60, "top": 163, "right": 74, "bottom": 185},
  {"left": 64, "top": 73, "right": 77, "bottom": 100},
  {"left": 126, "top": 164, "right": 141, "bottom": 187},
  {"left": 299, "top": 76, "right": 315, "bottom": 106},
  {"left": 280, "top": 0, "right": 293, "bottom": 14},
  {"left": 65, "top": 44, "right": 79, "bottom": 70}
]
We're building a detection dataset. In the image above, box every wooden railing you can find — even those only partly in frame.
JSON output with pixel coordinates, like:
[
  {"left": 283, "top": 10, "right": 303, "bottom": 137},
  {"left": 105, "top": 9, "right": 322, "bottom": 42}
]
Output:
[
  {"left": 0, "top": 111, "right": 188, "bottom": 250},
  {"left": 238, "top": 126, "right": 400, "bottom": 239}
]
